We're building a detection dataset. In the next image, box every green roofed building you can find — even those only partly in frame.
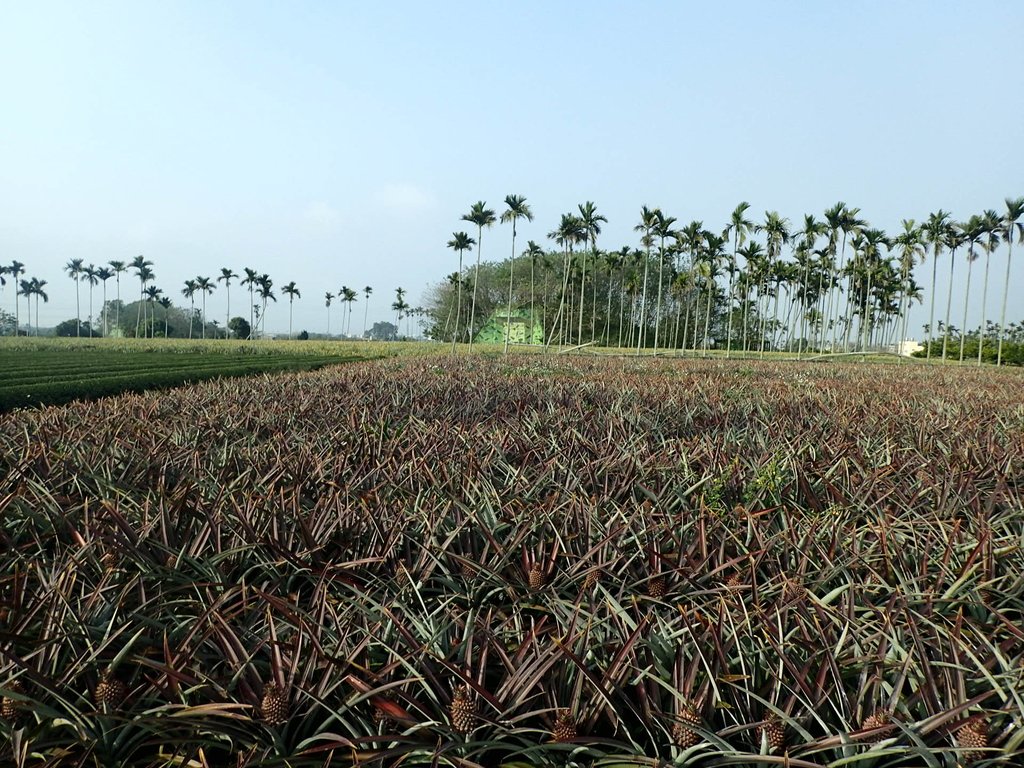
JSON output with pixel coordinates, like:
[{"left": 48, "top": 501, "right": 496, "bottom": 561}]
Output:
[{"left": 474, "top": 308, "right": 544, "bottom": 345}]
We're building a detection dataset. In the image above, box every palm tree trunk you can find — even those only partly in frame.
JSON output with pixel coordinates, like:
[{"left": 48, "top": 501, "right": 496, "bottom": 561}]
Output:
[
  {"left": 577, "top": 237, "right": 588, "bottom": 345},
  {"left": 741, "top": 274, "right": 751, "bottom": 354},
  {"left": 226, "top": 284, "right": 231, "bottom": 337},
  {"left": 942, "top": 248, "right": 956, "bottom": 360},
  {"left": 504, "top": 223, "right": 517, "bottom": 354},
  {"left": 927, "top": 248, "right": 938, "bottom": 359},
  {"left": 977, "top": 251, "right": 991, "bottom": 365},
  {"left": 680, "top": 291, "right": 691, "bottom": 356},
  {"left": 997, "top": 237, "right": 1014, "bottom": 365},
  {"left": 617, "top": 278, "right": 625, "bottom": 349},
  {"left": 530, "top": 257, "right": 536, "bottom": 345},
  {"left": 959, "top": 247, "right": 975, "bottom": 363},
  {"left": 702, "top": 273, "right": 713, "bottom": 356},
  {"left": 637, "top": 248, "right": 650, "bottom": 355},
  {"left": 603, "top": 265, "right": 613, "bottom": 345},
  {"left": 136, "top": 282, "right": 144, "bottom": 337},
  {"left": 546, "top": 247, "right": 572, "bottom": 350},
  {"left": 653, "top": 242, "right": 665, "bottom": 355},
  {"left": 468, "top": 226, "right": 483, "bottom": 352}
]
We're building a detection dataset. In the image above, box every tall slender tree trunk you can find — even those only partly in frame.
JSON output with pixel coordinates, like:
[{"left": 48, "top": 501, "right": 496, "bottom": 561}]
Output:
[
  {"left": 636, "top": 247, "right": 651, "bottom": 356},
  {"left": 680, "top": 291, "right": 691, "bottom": 356},
  {"left": 997, "top": 237, "right": 1014, "bottom": 365},
  {"left": 653, "top": 241, "right": 666, "bottom": 355},
  {"left": 741, "top": 273, "right": 751, "bottom": 354},
  {"left": 530, "top": 258, "right": 536, "bottom": 345},
  {"left": 726, "top": 235, "right": 739, "bottom": 357},
  {"left": 603, "top": 265, "right": 614, "bottom": 345},
  {"left": 702, "top": 272, "right": 714, "bottom": 356},
  {"left": 468, "top": 227, "right": 483, "bottom": 352},
  {"left": 546, "top": 247, "right": 572, "bottom": 350},
  {"left": 942, "top": 248, "right": 956, "bottom": 360},
  {"left": 577, "top": 237, "right": 588, "bottom": 345},
  {"left": 617, "top": 278, "right": 626, "bottom": 349},
  {"left": 926, "top": 247, "right": 938, "bottom": 359},
  {"left": 977, "top": 251, "right": 991, "bottom": 365},
  {"left": 504, "top": 222, "right": 517, "bottom": 354},
  {"left": 136, "top": 281, "right": 144, "bottom": 337},
  {"left": 959, "top": 246, "right": 975, "bottom": 363}
]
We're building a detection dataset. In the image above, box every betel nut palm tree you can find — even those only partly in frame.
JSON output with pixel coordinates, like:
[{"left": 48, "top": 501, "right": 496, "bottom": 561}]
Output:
[
  {"left": 218, "top": 268, "right": 237, "bottom": 338},
  {"left": 447, "top": 231, "right": 475, "bottom": 353},
  {"left": 362, "top": 286, "right": 373, "bottom": 338},
  {"left": 997, "top": 197, "right": 1024, "bottom": 365},
  {"left": 577, "top": 201, "right": 607, "bottom": 345},
  {"left": 182, "top": 279, "right": 198, "bottom": 339},
  {"left": 64, "top": 258, "right": 84, "bottom": 336},
  {"left": 500, "top": 195, "right": 533, "bottom": 353},
  {"left": 108, "top": 260, "right": 127, "bottom": 332},
  {"left": 461, "top": 201, "right": 496, "bottom": 352},
  {"left": 652, "top": 209, "right": 677, "bottom": 355},
  {"left": 922, "top": 210, "right": 952, "bottom": 360},
  {"left": 633, "top": 206, "right": 660, "bottom": 354},
  {"left": 195, "top": 276, "right": 214, "bottom": 339},
  {"left": 282, "top": 281, "right": 301, "bottom": 338},
  {"left": 725, "top": 202, "right": 756, "bottom": 357}
]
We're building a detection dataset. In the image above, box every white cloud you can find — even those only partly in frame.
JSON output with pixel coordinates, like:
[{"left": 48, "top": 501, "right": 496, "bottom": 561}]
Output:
[
  {"left": 373, "top": 182, "right": 436, "bottom": 213},
  {"left": 301, "top": 201, "right": 342, "bottom": 231}
]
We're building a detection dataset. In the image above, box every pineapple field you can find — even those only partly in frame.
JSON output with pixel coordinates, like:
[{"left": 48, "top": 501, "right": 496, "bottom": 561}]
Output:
[{"left": 1, "top": 355, "right": 1022, "bottom": 767}]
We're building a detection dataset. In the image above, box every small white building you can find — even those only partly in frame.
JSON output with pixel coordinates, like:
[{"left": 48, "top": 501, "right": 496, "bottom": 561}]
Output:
[{"left": 895, "top": 339, "right": 923, "bottom": 357}]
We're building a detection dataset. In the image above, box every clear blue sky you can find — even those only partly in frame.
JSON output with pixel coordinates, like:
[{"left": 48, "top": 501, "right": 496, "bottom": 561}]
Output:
[{"left": 2, "top": 1, "right": 1022, "bottom": 336}]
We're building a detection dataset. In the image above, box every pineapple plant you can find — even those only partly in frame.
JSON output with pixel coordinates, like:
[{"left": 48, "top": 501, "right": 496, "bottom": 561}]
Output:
[
  {"left": 757, "top": 715, "right": 785, "bottom": 751},
  {"left": 671, "top": 700, "right": 702, "bottom": 748},
  {"left": 956, "top": 718, "right": 988, "bottom": 764},
  {"left": 860, "top": 709, "right": 891, "bottom": 730},
  {"left": 449, "top": 683, "right": 477, "bottom": 734},
  {"left": 647, "top": 573, "right": 666, "bottom": 598},
  {"left": 528, "top": 562, "right": 546, "bottom": 590},
  {"left": 260, "top": 682, "right": 289, "bottom": 726},
  {"left": 95, "top": 668, "right": 128, "bottom": 711},
  {"left": 1, "top": 679, "right": 25, "bottom": 722},
  {"left": 551, "top": 708, "right": 577, "bottom": 742}
]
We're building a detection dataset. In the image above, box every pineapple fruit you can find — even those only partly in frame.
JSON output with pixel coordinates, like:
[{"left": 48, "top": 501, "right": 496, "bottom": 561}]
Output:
[
  {"left": 528, "top": 563, "right": 546, "bottom": 590},
  {"left": 449, "top": 683, "right": 477, "bottom": 734},
  {"left": 260, "top": 682, "right": 289, "bottom": 725},
  {"left": 671, "top": 700, "right": 702, "bottom": 748},
  {"left": 552, "top": 708, "right": 577, "bottom": 742},
  {"left": 757, "top": 715, "right": 785, "bottom": 751},
  {"left": 2, "top": 679, "right": 25, "bottom": 722},
  {"left": 95, "top": 669, "right": 128, "bottom": 711},
  {"left": 956, "top": 718, "right": 988, "bottom": 764},
  {"left": 647, "top": 574, "right": 666, "bottom": 598}
]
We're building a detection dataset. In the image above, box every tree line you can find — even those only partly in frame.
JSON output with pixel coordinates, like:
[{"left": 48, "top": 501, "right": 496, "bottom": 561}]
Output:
[
  {"left": 430, "top": 197, "right": 1024, "bottom": 364},
  {"left": 0, "top": 258, "right": 422, "bottom": 340}
]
